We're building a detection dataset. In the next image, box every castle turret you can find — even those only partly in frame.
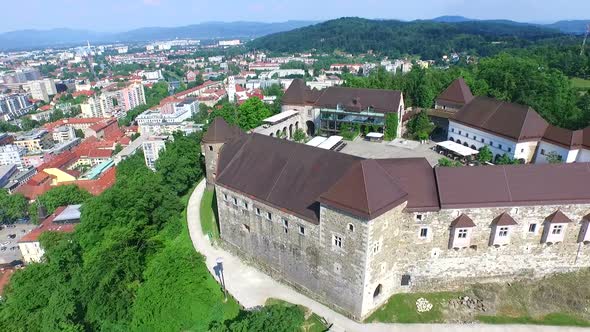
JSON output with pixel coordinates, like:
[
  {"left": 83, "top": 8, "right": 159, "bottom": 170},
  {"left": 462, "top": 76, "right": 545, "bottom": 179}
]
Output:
[{"left": 201, "top": 117, "right": 241, "bottom": 189}]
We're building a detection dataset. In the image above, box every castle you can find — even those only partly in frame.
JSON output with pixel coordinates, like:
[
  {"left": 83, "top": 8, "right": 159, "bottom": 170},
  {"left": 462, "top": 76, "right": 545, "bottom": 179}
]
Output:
[{"left": 202, "top": 116, "right": 590, "bottom": 320}]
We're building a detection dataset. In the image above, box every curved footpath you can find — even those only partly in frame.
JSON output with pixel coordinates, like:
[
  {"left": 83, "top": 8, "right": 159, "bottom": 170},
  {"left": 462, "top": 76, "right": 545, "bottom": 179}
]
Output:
[{"left": 187, "top": 179, "right": 583, "bottom": 332}]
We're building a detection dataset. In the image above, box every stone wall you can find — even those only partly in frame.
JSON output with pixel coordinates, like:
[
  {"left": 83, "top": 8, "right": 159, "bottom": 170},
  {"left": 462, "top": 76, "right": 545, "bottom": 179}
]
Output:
[
  {"left": 215, "top": 185, "right": 370, "bottom": 318},
  {"left": 201, "top": 141, "right": 223, "bottom": 189},
  {"left": 363, "top": 203, "right": 590, "bottom": 318},
  {"left": 212, "top": 155, "right": 590, "bottom": 321}
]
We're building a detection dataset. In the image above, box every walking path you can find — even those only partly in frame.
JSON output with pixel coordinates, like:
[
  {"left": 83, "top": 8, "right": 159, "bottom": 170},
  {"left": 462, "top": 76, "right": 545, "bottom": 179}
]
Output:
[{"left": 187, "top": 179, "right": 583, "bottom": 332}]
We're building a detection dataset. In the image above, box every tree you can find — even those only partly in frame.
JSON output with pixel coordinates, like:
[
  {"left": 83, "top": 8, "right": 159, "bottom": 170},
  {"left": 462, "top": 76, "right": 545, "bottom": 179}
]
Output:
[
  {"left": 155, "top": 132, "right": 204, "bottom": 196},
  {"left": 75, "top": 129, "right": 85, "bottom": 139},
  {"left": 236, "top": 97, "right": 272, "bottom": 131},
  {"left": 494, "top": 153, "right": 520, "bottom": 165},
  {"left": 0, "top": 190, "right": 28, "bottom": 223},
  {"left": 407, "top": 111, "right": 434, "bottom": 141},
  {"left": 21, "top": 117, "right": 40, "bottom": 131},
  {"left": 384, "top": 113, "right": 398, "bottom": 140},
  {"left": 545, "top": 151, "right": 563, "bottom": 164},
  {"left": 293, "top": 129, "right": 306, "bottom": 143},
  {"left": 37, "top": 185, "right": 92, "bottom": 214},
  {"left": 210, "top": 305, "right": 305, "bottom": 332},
  {"left": 438, "top": 158, "right": 461, "bottom": 167},
  {"left": 477, "top": 145, "right": 493, "bottom": 164},
  {"left": 114, "top": 144, "right": 123, "bottom": 154}
]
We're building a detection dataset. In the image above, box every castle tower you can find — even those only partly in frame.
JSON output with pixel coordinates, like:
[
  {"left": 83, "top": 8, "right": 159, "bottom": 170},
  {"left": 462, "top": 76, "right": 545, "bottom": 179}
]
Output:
[{"left": 201, "top": 117, "right": 241, "bottom": 189}]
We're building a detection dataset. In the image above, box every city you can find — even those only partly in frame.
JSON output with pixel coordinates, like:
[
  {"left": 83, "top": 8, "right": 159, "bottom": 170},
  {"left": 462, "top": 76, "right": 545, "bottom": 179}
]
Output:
[{"left": 0, "top": 1, "right": 589, "bottom": 331}]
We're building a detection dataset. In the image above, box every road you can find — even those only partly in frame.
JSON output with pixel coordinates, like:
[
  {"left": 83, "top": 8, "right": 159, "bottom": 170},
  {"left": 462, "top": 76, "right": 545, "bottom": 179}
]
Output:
[{"left": 187, "top": 179, "right": 583, "bottom": 332}]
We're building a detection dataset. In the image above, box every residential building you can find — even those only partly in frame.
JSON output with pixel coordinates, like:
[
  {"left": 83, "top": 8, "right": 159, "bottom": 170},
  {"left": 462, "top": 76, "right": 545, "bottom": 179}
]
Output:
[
  {"left": 0, "top": 94, "right": 34, "bottom": 120},
  {"left": 51, "top": 126, "right": 77, "bottom": 144},
  {"left": 203, "top": 117, "right": 590, "bottom": 321},
  {"left": 0, "top": 164, "right": 18, "bottom": 187},
  {"left": 142, "top": 136, "right": 168, "bottom": 170},
  {"left": 27, "top": 79, "right": 56, "bottom": 102},
  {"left": 18, "top": 205, "right": 81, "bottom": 263},
  {"left": 13, "top": 129, "right": 53, "bottom": 152},
  {"left": 0, "top": 147, "right": 20, "bottom": 170}
]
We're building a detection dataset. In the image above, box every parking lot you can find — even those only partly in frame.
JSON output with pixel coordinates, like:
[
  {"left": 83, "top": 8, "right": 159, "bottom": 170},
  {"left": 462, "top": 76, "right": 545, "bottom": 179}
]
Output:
[
  {"left": 340, "top": 137, "right": 442, "bottom": 166},
  {"left": 0, "top": 224, "right": 37, "bottom": 264}
]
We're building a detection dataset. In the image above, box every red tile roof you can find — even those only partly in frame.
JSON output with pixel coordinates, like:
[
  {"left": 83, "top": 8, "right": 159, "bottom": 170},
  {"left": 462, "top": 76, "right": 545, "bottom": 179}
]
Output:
[
  {"left": 19, "top": 206, "right": 77, "bottom": 243},
  {"left": 72, "top": 90, "right": 95, "bottom": 97}
]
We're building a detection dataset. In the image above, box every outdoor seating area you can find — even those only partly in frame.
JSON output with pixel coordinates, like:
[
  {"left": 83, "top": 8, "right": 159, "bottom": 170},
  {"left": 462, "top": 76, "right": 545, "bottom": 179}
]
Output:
[
  {"left": 306, "top": 135, "right": 347, "bottom": 151},
  {"left": 435, "top": 140, "right": 479, "bottom": 163}
]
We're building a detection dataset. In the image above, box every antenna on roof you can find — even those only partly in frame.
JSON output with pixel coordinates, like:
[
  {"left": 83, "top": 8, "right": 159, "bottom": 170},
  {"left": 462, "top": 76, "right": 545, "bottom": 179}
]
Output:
[{"left": 581, "top": 23, "right": 590, "bottom": 56}]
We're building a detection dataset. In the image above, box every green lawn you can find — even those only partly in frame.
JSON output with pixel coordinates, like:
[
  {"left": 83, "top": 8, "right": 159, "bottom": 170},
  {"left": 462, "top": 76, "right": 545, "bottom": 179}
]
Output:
[
  {"left": 478, "top": 313, "right": 590, "bottom": 327},
  {"left": 571, "top": 77, "right": 590, "bottom": 89},
  {"left": 200, "top": 189, "right": 220, "bottom": 240},
  {"left": 365, "top": 292, "right": 460, "bottom": 323},
  {"left": 265, "top": 298, "right": 329, "bottom": 332}
]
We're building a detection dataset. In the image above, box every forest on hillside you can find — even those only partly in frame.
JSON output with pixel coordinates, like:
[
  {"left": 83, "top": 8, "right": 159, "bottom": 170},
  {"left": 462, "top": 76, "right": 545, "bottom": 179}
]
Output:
[{"left": 249, "top": 17, "right": 574, "bottom": 59}]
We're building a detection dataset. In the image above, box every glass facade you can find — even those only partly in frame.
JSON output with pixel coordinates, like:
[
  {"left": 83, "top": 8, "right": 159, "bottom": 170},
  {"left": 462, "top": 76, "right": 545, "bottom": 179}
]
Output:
[{"left": 319, "top": 106, "right": 386, "bottom": 134}]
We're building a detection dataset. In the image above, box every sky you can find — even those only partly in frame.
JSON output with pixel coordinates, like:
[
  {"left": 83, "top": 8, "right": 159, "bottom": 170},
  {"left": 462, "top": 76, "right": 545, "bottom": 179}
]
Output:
[{"left": 3, "top": 0, "right": 590, "bottom": 33}]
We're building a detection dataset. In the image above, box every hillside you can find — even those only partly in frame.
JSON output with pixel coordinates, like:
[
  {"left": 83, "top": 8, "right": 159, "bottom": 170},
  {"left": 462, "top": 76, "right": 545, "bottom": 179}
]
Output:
[
  {"left": 249, "top": 17, "right": 566, "bottom": 59},
  {"left": 0, "top": 21, "right": 318, "bottom": 51}
]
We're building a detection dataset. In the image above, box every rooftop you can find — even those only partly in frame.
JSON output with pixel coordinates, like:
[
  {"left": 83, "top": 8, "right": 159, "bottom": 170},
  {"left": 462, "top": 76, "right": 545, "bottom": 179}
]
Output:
[{"left": 452, "top": 96, "right": 549, "bottom": 142}]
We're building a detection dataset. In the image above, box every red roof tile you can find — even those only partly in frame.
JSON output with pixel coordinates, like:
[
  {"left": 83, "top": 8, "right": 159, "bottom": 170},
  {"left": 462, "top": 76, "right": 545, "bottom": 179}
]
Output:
[{"left": 19, "top": 206, "right": 77, "bottom": 243}]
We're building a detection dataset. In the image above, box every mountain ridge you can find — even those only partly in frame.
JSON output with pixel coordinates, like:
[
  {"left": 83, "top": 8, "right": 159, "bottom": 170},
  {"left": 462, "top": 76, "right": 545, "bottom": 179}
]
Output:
[{"left": 0, "top": 21, "right": 318, "bottom": 51}]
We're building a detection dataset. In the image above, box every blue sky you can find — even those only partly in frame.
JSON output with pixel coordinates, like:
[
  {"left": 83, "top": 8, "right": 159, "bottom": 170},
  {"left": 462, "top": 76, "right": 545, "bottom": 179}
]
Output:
[{"left": 3, "top": 0, "right": 590, "bottom": 33}]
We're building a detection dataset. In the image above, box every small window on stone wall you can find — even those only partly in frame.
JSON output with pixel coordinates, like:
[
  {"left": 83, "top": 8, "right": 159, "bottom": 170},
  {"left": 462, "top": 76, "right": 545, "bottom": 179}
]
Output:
[
  {"left": 419, "top": 227, "right": 428, "bottom": 238},
  {"left": 299, "top": 225, "right": 305, "bottom": 235},
  {"left": 267, "top": 212, "right": 272, "bottom": 220},
  {"left": 255, "top": 207, "right": 261, "bottom": 215},
  {"left": 333, "top": 235, "right": 343, "bottom": 248},
  {"left": 242, "top": 224, "right": 250, "bottom": 233},
  {"left": 348, "top": 223, "right": 354, "bottom": 232},
  {"left": 528, "top": 223, "right": 537, "bottom": 233},
  {"left": 208, "top": 145, "right": 213, "bottom": 151}
]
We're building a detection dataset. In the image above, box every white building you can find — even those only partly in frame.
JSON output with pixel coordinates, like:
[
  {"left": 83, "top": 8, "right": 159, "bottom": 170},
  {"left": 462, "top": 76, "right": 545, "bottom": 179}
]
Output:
[
  {"left": 27, "top": 80, "right": 49, "bottom": 102},
  {"left": 52, "top": 126, "right": 77, "bottom": 143},
  {"left": 18, "top": 205, "right": 81, "bottom": 264},
  {"left": 142, "top": 136, "right": 169, "bottom": 171},
  {"left": 218, "top": 39, "right": 241, "bottom": 47},
  {"left": 0, "top": 145, "right": 25, "bottom": 169},
  {"left": 448, "top": 96, "right": 548, "bottom": 163},
  {"left": 534, "top": 126, "right": 590, "bottom": 164}
]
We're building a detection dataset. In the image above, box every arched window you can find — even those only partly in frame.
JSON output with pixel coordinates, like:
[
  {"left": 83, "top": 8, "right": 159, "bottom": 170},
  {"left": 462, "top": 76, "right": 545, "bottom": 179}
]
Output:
[{"left": 373, "top": 284, "right": 382, "bottom": 299}]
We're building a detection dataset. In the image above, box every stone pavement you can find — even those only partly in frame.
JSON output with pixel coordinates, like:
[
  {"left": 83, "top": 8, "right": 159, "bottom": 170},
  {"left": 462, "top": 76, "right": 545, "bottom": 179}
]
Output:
[{"left": 187, "top": 179, "right": 584, "bottom": 332}]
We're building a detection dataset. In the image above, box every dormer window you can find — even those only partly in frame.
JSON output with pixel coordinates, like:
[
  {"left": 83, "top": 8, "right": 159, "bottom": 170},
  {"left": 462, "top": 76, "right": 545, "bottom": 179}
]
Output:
[
  {"left": 489, "top": 212, "right": 518, "bottom": 246},
  {"left": 542, "top": 210, "right": 572, "bottom": 244},
  {"left": 449, "top": 214, "right": 476, "bottom": 249}
]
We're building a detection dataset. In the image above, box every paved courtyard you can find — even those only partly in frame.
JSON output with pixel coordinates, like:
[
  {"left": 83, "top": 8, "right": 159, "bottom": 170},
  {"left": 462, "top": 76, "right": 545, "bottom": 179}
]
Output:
[
  {"left": 0, "top": 223, "right": 36, "bottom": 264},
  {"left": 340, "top": 137, "right": 442, "bottom": 166}
]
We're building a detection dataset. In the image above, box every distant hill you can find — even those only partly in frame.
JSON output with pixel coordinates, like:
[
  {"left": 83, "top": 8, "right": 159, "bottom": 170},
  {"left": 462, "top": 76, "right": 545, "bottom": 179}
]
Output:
[
  {"left": 545, "top": 20, "right": 590, "bottom": 34},
  {"left": 249, "top": 17, "right": 566, "bottom": 59},
  {"left": 431, "top": 16, "right": 473, "bottom": 23},
  {"left": 431, "top": 16, "right": 589, "bottom": 34},
  {"left": 0, "top": 21, "right": 318, "bottom": 51}
]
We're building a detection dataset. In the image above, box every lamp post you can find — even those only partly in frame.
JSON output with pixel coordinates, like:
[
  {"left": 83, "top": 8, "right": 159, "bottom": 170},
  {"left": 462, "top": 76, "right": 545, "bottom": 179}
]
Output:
[{"left": 215, "top": 257, "right": 227, "bottom": 302}]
